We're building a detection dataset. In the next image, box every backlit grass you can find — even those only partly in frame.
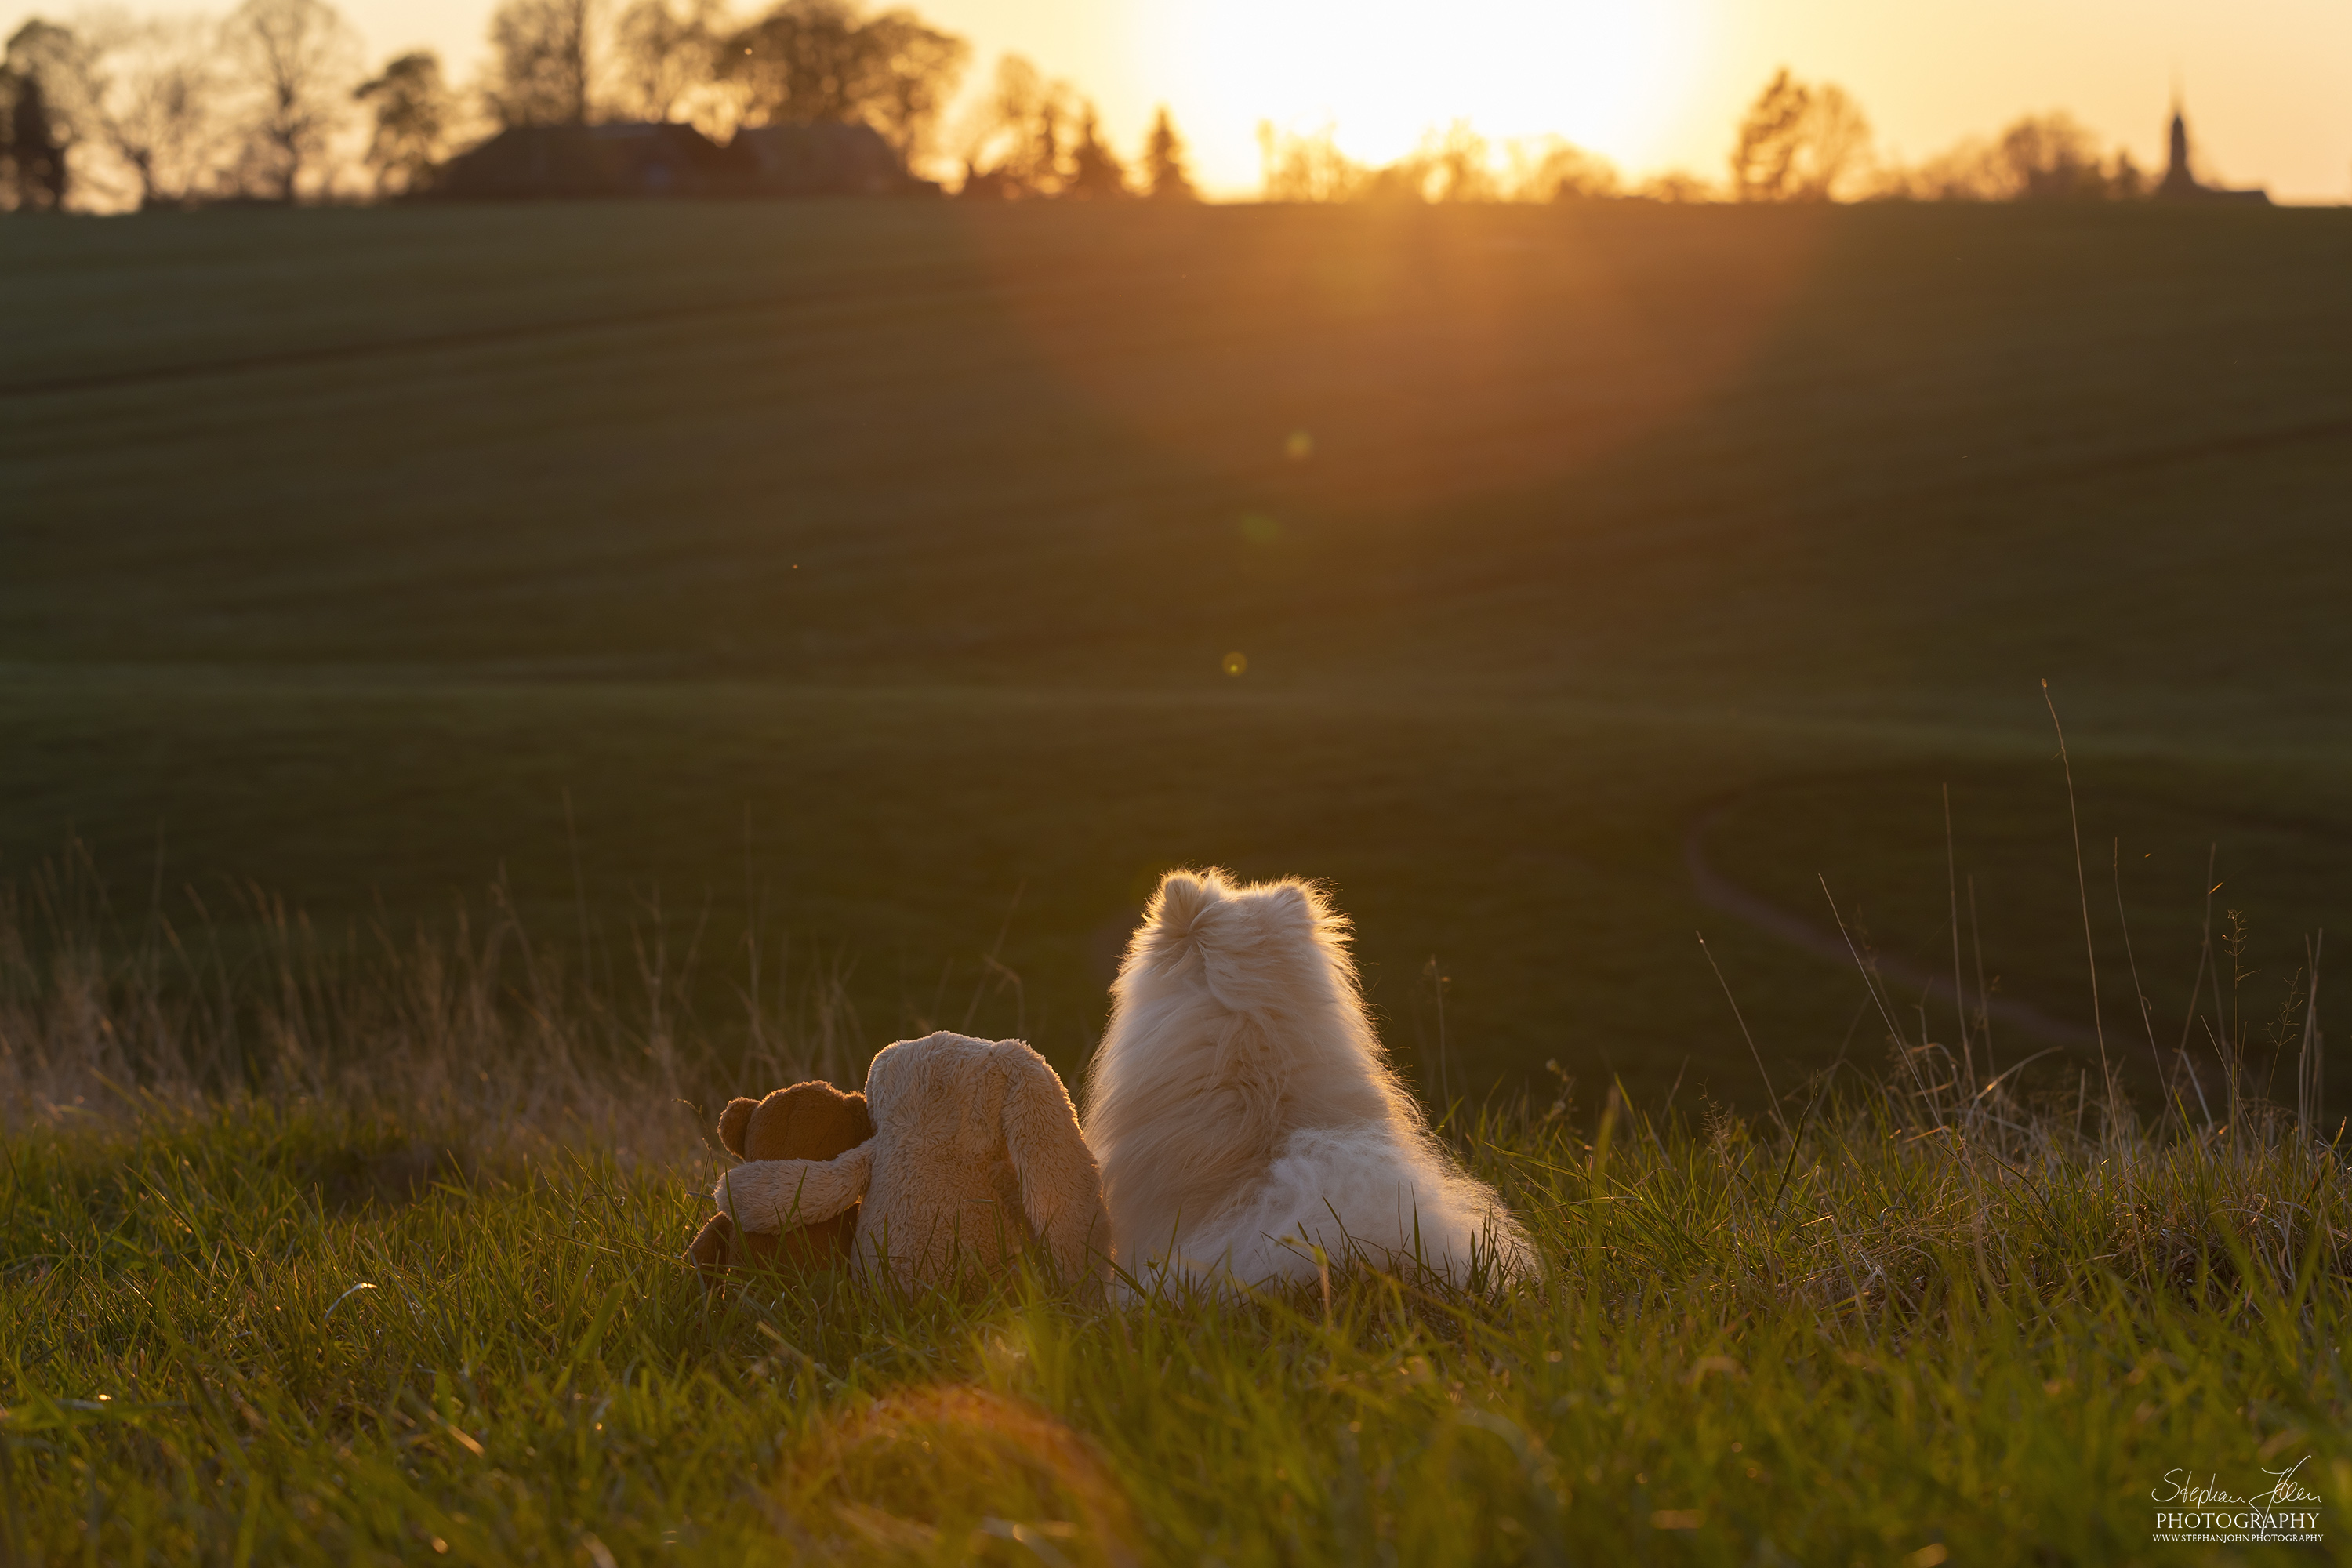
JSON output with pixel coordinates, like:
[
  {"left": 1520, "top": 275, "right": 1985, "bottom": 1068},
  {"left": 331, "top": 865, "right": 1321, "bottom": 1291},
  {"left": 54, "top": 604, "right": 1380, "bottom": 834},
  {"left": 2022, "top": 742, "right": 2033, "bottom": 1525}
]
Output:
[
  {"left": 3, "top": 861, "right": 2348, "bottom": 1563},
  {"left": 9, "top": 1064, "right": 2349, "bottom": 1563}
]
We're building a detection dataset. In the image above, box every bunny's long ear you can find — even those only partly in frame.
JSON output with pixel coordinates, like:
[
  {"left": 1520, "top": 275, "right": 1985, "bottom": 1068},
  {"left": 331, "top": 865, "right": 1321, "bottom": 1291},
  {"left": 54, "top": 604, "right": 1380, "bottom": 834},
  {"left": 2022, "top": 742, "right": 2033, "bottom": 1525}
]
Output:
[
  {"left": 713, "top": 1143, "right": 873, "bottom": 1234},
  {"left": 998, "top": 1045, "right": 1111, "bottom": 1290}
]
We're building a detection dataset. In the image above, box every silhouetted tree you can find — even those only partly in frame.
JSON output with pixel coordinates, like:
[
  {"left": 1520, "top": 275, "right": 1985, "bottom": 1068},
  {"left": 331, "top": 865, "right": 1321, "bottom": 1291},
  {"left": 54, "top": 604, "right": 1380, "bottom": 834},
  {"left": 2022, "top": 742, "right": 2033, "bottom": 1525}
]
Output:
[
  {"left": 5, "top": 20, "right": 96, "bottom": 207},
  {"left": 1794, "top": 81, "right": 1869, "bottom": 196},
  {"left": 2107, "top": 150, "right": 2145, "bottom": 199},
  {"left": 1061, "top": 103, "right": 1125, "bottom": 198},
  {"left": 84, "top": 15, "right": 229, "bottom": 207},
  {"left": 1397, "top": 120, "right": 1495, "bottom": 201},
  {"left": 1, "top": 67, "right": 15, "bottom": 200},
  {"left": 1995, "top": 112, "right": 2122, "bottom": 199},
  {"left": 1261, "top": 119, "right": 1562, "bottom": 205},
  {"left": 1267, "top": 119, "right": 1502, "bottom": 205},
  {"left": 728, "top": 0, "right": 967, "bottom": 158},
  {"left": 2, "top": 67, "right": 27, "bottom": 205},
  {"left": 1504, "top": 135, "right": 1616, "bottom": 201},
  {"left": 1893, "top": 112, "right": 2145, "bottom": 202},
  {"left": 4, "top": 67, "right": 67, "bottom": 207},
  {"left": 1634, "top": 169, "right": 1712, "bottom": 202},
  {"left": 851, "top": 7, "right": 964, "bottom": 157},
  {"left": 354, "top": 50, "right": 452, "bottom": 194},
  {"left": 1139, "top": 104, "right": 1192, "bottom": 200},
  {"left": 954, "top": 54, "right": 1065, "bottom": 196},
  {"left": 223, "top": 0, "right": 361, "bottom": 201},
  {"left": 1730, "top": 67, "right": 1870, "bottom": 201},
  {"left": 1025, "top": 92, "right": 1060, "bottom": 191},
  {"left": 485, "top": 0, "right": 593, "bottom": 128},
  {"left": 955, "top": 159, "right": 1011, "bottom": 198},
  {"left": 1729, "top": 67, "right": 1803, "bottom": 199},
  {"left": 1258, "top": 121, "right": 1363, "bottom": 202},
  {"left": 610, "top": 0, "right": 721, "bottom": 123},
  {"left": 1893, "top": 138, "right": 1987, "bottom": 201}
]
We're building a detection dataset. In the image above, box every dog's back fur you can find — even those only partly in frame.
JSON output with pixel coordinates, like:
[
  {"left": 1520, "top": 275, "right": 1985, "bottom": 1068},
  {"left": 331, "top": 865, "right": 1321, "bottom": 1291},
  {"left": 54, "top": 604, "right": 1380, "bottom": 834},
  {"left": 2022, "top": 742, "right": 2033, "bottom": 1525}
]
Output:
[{"left": 1083, "top": 869, "right": 1531, "bottom": 1289}]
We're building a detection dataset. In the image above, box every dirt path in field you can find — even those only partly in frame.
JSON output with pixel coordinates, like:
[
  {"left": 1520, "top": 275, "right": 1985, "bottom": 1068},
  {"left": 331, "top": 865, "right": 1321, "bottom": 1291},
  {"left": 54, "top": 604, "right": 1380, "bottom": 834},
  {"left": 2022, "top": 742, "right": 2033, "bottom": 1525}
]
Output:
[{"left": 1683, "top": 800, "right": 2095, "bottom": 1050}]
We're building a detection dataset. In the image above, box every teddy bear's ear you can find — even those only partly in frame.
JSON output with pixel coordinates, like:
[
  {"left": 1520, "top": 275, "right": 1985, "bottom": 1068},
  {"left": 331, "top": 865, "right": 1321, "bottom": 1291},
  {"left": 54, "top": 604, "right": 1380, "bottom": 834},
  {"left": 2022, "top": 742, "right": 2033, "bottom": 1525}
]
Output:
[
  {"left": 716, "top": 1097, "right": 760, "bottom": 1157},
  {"left": 844, "top": 1090, "right": 874, "bottom": 1144}
]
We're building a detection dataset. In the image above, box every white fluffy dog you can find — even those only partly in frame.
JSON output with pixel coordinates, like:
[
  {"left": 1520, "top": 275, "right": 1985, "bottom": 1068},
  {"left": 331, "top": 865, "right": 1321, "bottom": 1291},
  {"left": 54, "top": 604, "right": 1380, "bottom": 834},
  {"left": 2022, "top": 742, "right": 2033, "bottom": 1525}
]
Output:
[{"left": 1082, "top": 869, "right": 1533, "bottom": 1291}]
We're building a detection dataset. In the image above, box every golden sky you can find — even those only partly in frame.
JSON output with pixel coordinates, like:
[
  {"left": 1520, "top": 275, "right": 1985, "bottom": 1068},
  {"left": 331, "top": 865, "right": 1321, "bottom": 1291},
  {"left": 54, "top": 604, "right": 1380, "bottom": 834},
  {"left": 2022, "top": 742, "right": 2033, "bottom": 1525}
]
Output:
[{"left": 20, "top": 0, "right": 2352, "bottom": 200}]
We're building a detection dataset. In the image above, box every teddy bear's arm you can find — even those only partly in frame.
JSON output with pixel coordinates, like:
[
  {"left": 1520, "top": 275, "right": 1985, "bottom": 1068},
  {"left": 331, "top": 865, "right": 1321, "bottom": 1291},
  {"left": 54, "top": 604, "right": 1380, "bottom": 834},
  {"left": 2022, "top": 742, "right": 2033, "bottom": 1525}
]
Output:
[
  {"left": 712, "top": 1142, "right": 873, "bottom": 1234},
  {"left": 683, "top": 1210, "right": 736, "bottom": 1281},
  {"left": 999, "top": 1047, "right": 1112, "bottom": 1287}
]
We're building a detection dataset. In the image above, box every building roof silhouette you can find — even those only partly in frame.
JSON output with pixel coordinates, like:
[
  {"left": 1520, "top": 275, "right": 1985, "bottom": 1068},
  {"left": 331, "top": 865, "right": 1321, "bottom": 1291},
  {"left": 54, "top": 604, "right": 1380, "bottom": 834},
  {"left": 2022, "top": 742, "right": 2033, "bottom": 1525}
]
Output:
[
  {"left": 439, "top": 123, "right": 748, "bottom": 199},
  {"left": 434, "top": 121, "right": 938, "bottom": 201}
]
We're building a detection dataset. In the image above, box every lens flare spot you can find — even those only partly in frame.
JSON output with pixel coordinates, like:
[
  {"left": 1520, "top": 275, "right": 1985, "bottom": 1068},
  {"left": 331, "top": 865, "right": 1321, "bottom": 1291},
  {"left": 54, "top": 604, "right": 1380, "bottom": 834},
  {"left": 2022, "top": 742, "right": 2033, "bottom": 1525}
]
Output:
[
  {"left": 775, "top": 1385, "right": 1138, "bottom": 1564},
  {"left": 1238, "top": 512, "right": 1283, "bottom": 546},
  {"left": 1284, "top": 430, "right": 1314, "bottom": 461},
  {"left": 1222, "top": 652, "right": 1247, "bottom": 677}
]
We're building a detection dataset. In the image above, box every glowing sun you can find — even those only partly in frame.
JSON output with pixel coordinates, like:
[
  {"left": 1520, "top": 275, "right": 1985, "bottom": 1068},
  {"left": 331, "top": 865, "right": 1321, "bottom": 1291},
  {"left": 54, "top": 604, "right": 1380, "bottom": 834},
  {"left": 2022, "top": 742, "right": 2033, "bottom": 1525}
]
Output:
[{"left": 1152, "top": 0, "right": 1704, "bottom": 175}]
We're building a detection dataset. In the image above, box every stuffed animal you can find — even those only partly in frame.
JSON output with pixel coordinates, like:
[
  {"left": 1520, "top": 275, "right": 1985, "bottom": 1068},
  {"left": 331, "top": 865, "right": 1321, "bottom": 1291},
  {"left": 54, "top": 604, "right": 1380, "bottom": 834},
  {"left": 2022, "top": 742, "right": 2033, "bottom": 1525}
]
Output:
[
  {"left": 710, "top": 1031, "right": 1109, "bottom": 1293},
  {"left": 685, "top": 1079, "right": 874, "bottom": 1286}
]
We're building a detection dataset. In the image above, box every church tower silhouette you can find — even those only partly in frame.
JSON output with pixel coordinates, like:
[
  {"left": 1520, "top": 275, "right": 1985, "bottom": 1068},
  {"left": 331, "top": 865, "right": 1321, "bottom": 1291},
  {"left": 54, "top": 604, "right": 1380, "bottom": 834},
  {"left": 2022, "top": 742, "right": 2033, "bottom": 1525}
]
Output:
[{"left": 2157, "top": 96, "right": 2269, "bottom": 203}]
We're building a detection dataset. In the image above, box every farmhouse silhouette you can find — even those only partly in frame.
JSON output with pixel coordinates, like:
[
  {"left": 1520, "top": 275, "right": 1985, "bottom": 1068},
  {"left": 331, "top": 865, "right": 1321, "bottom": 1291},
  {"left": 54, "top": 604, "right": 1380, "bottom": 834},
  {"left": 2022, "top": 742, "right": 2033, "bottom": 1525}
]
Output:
[{"left": 437, "top": 120, "right": 937, "bottom": 199}]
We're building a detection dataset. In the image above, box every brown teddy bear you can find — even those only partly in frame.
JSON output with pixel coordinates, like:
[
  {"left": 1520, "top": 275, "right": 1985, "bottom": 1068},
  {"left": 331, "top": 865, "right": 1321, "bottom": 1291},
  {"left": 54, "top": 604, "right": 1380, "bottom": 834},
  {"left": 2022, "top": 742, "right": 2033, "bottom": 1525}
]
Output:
[
  {"left": 710, "top": 1032, "right": 1109, "bottom": 1294},
  {"left": 684, "top": 1079, "right": 873, "bottom": 1286}
]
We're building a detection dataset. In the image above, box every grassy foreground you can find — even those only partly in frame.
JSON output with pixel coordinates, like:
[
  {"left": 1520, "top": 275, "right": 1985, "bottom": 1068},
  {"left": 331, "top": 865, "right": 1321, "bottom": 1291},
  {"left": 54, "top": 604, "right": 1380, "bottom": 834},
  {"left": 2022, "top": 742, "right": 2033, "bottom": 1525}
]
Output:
[
  {"left": 9, "top": 1080, "right": 2349, "bottom": 1564},
  {"left": 4, "top": 884, "right": 2348, "bottom": 1564}
]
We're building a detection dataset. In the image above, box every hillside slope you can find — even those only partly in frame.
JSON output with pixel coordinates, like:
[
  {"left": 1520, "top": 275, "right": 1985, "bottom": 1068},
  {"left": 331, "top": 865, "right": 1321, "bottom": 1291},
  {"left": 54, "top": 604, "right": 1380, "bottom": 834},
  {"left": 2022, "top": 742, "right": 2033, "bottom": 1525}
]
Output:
[{"left": 4, "top": 201, "right": 2347, "bottom": 1104}]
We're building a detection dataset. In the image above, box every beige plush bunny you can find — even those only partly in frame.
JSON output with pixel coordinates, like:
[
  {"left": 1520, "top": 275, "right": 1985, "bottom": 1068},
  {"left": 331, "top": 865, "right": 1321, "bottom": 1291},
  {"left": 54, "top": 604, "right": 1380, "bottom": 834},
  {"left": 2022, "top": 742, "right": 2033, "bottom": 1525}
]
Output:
[{"left": 711, "top": 1031, "right": 1109, "bottom": 1293}]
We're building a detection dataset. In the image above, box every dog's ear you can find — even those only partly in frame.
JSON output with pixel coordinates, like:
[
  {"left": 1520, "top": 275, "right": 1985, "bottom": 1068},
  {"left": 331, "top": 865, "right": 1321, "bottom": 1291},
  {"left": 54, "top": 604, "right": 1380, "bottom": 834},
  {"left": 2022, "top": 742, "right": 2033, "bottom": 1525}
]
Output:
[
  {"left": 1261, "top": 880, "right": 1314, "bottom": 922},
  {"left": 1148, "top": 869, "right": 1221, "bottom": 937},
  {"left": 716, "top": 1096, "right": 759, "bottom": 1158},
  {"left": 996, "top": 1045, "right": 1111, "bottom": 1292}
]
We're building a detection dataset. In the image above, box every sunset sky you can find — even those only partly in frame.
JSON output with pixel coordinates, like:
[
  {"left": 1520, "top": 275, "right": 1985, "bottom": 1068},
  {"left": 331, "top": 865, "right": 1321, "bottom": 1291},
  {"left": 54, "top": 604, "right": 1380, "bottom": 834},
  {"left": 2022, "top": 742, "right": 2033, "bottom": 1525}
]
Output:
[{"left": 16, "top": 0, "right": 2351, "bottom": 200}]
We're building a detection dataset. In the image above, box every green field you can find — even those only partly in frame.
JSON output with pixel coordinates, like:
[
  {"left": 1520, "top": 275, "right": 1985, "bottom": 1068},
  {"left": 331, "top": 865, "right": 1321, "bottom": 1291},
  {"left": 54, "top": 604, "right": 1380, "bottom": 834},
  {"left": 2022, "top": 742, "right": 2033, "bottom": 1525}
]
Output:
[
  {"left": 4, "top": 982, "right": 2347, "bottom": 1563},
  {"left": 5, "top": 198, "right": 2351, "bottom": 1109}
]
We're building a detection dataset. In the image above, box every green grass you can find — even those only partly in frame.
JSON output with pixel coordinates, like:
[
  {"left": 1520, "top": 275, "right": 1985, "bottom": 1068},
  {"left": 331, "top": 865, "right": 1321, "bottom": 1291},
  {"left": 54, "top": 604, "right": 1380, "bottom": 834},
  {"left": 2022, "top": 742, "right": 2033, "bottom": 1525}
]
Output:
[
  {"left": 7, "top": 1040, "right": 2350, "bottom": 1562},
  {"left": 5, "top": 197, "right": 2351, "bottom": 1108},
  {"left": 4, "top": 859, "right": 2349, "bottom": 1562}
]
